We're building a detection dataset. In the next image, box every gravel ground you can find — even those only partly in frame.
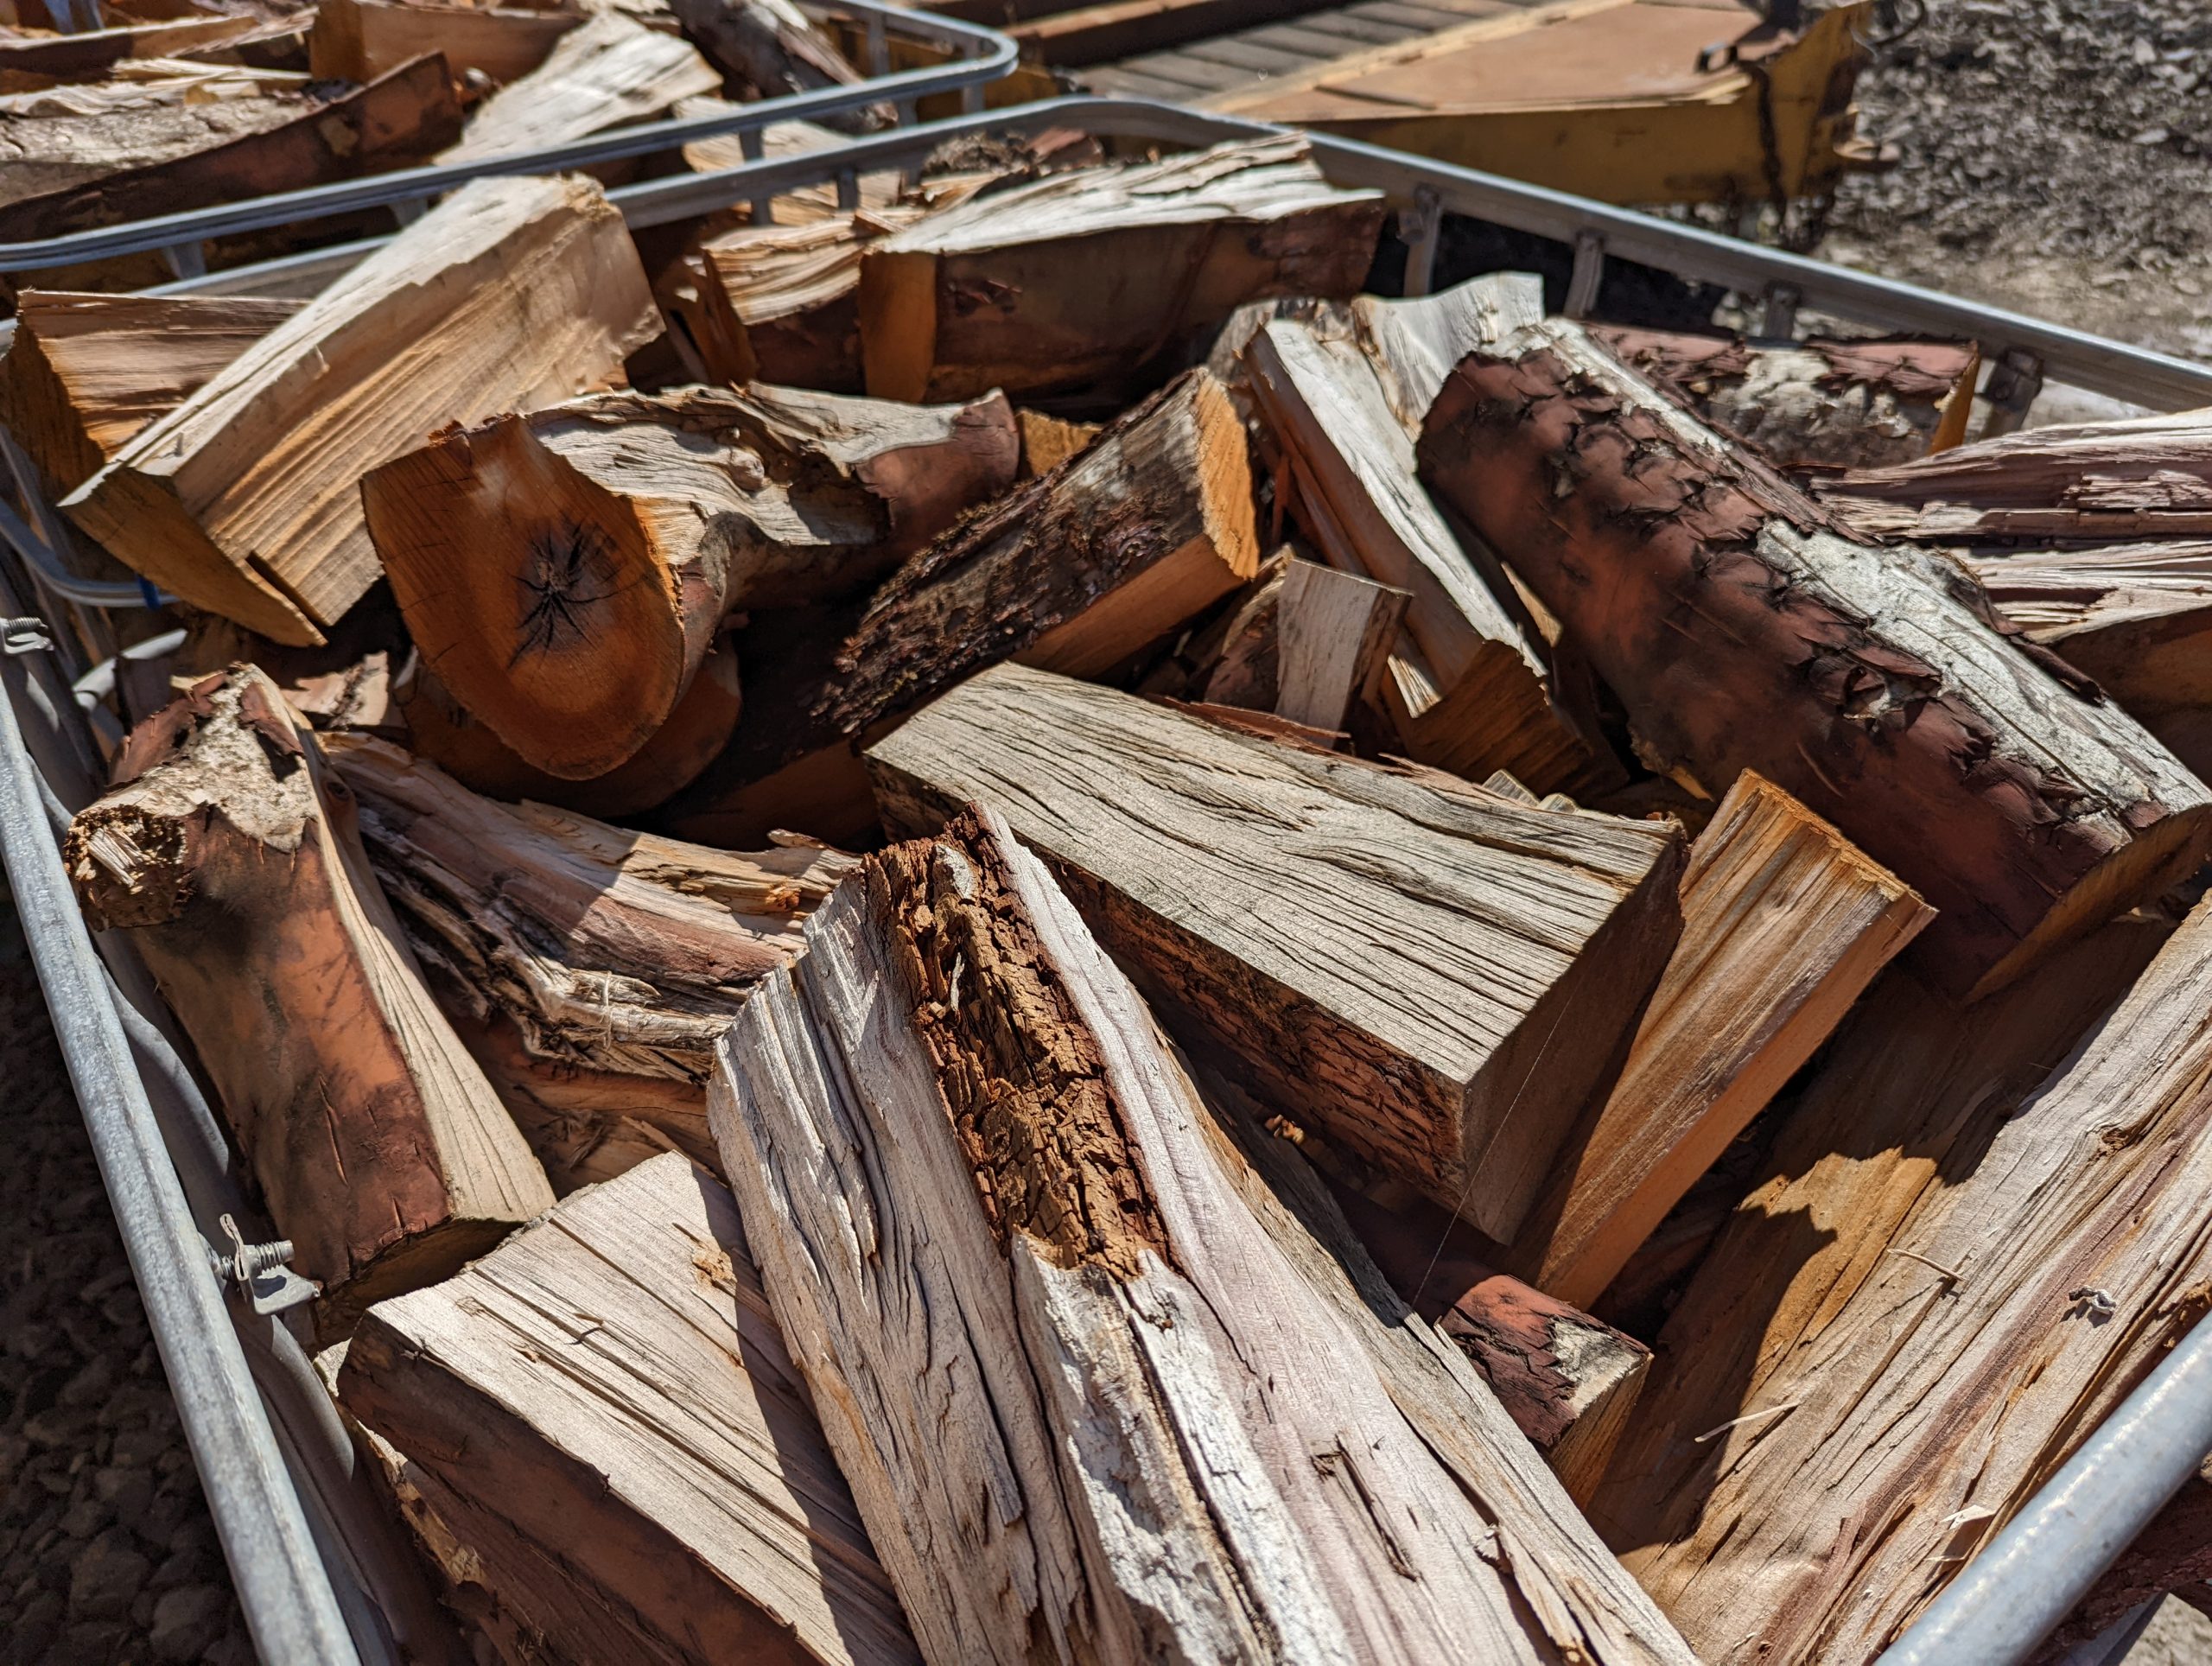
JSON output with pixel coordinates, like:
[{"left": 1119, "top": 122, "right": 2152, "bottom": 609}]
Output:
[{"left": 0, "top": 898, "right": 251, "bottom": 1666}]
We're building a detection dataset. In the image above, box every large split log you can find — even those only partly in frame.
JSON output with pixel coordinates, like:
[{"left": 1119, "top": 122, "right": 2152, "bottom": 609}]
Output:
[
  {"left": 61, "top": 668, "right": 554, "bottom": 1330},
  {"left": 338, "top": 1151, "right": 919, "bottom": 1665},
  {"left": 1418, "top": 319, "right": 2212, "bottom": 999},
  {"left": 438, "top": 12, "right": 718, "bottom": 162},
  {"left": 663, "top": 367, "right": 1260, "bottom": 846},
  {"left": 309, "top": 0, "right": 580, "bottom": 86},
  {"left": 857, "top": 136, "right": 1386, "bottom": 404},
  {"left": 0, "top": 56, "right": 463, "bottom": 246},
  {"left": 328, "top": 734, "right": 853, "bottom": 1095},
  {"left": 65, "top": 175, "right": 662, "bottom": 646},
  {"left": 1587, "top": 912, "right": 2184, "bottom": 1663},
  {"left": 1501, "top": 771, "right": 1931, "bottom": 1307},
  {"left": 709, "top": 805, "right": 1698, "bottom": 1665},
  {"left": 366, "top": 384, "right": 1019, "bottom": 779},
  {"left": 867, "top": 661, "right": 1687, "bottom": 1240},
  {"left": 1815, "top": 409, "right": 2212, "bottom": 542},
  {"left": 1244, "top": 302, "right": 1614, "bottom": 792},
  {"left": 0, "top": 289, "right": 302, "bottom": 499},
  {"left": 1589, "top": 327, "right": 1978, "bottom": 469}
]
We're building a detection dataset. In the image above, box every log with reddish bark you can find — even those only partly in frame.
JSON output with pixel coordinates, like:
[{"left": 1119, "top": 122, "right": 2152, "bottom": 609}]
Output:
[
  {"left": 1418, "top": 319, "right": 2212, "bottom": 999},
  {"left": 61, "top": 667, "right": 554, "bottom": 1332},
  {"left": 366, "top": 384, "right": 1018, "bottom": 780}
]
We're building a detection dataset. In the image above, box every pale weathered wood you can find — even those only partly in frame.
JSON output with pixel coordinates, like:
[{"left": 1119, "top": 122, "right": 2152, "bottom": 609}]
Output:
[
  {"left": 439, "top": 12, "right": 718, "bottom": 162},
  {"left": 1589, "top": 912, "right": 2183, "bottom": 1663},
  {"left": 1244, "top": 302, "right": 1614, "bottom": 792},
  {"left": 1974, "top": 540, "right": 2212, "bottom": 717},
  {"left": 664, "top": 367, "right": 1260, "bottom": 846},
  {"left": 308, "top": 0, "right": 579, "bottom": 86},
  {"left": 1272, "top": 556, "right": 1407, "bottom": 733},
  {"left": 1502, "top": 771, "right": 1932, "bottom": 1308},
  {"left": 338, "top": 1152, "right": 918, "bottom": 1665},
  {"left": 0, "top": 289, "right": 301, "bottom": 498},
  {"left": 1419, "top": 318, "right": 2212, "bottom": 999},
  {"left": 1590, "top": 327, "right": 1979, "bottom": 468},
  {"left": 1817, "top": 408, "right": 2212, "bottom": 541},
  {"left": 65, "top": 174, "right": 662, "bottom": 645},
  {"left": 857, "top": 136, "right": 1386, "bottom": 403},
  {"left": 867, "top": 662, "right": 1687, "bottom": 1240},
  {"left": 62, "top": 667, "right": 553, "bottom": 1329},
  {"left": 709, "top": 806, "right": 1698, "bottom": 1666},
  {"left": 367, "top": 383, "right": 1016, "bottom": 779},
  {"left": 329, "top": 734, "right": 854, "bottom": 1091}
]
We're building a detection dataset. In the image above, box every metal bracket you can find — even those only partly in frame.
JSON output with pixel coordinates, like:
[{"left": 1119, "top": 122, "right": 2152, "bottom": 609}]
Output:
[
  {"left": 3, "top": 618, "right": 52, "bottom": 656},
  {"left": 1760, "top": 281, "right": 1802, "bottom": 340},
  {"left": 207, "top": 1214, "right": 318, "bottom": 1317},
  {"left": 1564, "top": 228, "right": 1605, "bottom": 319},
  {"left": 1980, "top": 346, "right": 2045, "bottom": 439},
  {"left": 1399, "top": 184, "right": 1443, "bottom": 298}
]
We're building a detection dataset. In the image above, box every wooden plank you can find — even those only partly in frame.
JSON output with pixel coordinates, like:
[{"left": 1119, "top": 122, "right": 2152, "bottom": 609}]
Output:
[
  {"left": 337, "top": 1153, "right": 919, "bottom": 1665},
  {"left": 65, "top": 174, "right": 661, "bottom": 645},
  {"left": 866, "top": 662, "right": 1688, "bottom": 1240},
  {"left": 709, "top": 805, "right": 1700, "bottom": 1666}
]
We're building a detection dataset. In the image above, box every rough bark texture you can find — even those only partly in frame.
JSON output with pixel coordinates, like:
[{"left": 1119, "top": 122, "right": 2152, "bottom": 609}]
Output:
[
  {"left": 1589, "top": 327, "right": 1979, "bottom": 469},
  {"left": 61, "top": 668, "right": 553, "bottom": 1332},
  {"left": 663, "top": 367, "right": 1260, "bottom": 847},
  {"left": 1502, "top": 771, "right": 1932, "bottom": 1309},
  {"left": 867, "top": 662, "right": 1687, "bottom": 1241},
  {"left": 1418, "top": 318, "right": 2212, "bottom": 999},
  {"left": 709, "top": 806, "right": 1698, "bottom": 1666},
  {"left": 857, "top": 136, "right": 1386, "bottom": 404},
  {"left": 1588, "top": 912, "right": 2190, "bottom": 1663},
  {"left": 338, "top": 1152, "right": 918, "bottom": 1666},
  {"left": 65, "top": 174, "right": 661, "bottom": 645},
  {"left": 367, "top": 384, "right": 1017, "bottom": 779}
]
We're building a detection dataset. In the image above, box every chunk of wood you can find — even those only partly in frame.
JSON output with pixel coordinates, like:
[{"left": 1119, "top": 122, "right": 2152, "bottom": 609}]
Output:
[
  {"left": 1014, "top": 407, "right": 1099, "bottom": 477},
  {"left": 664, "top": 367, "right": 1259, "bottom": 846},
  {"left": 62, "top": 667, "right": 553, "bottom": 1329},
  {"left": 670, "top": 213, "right": 885, "bottom": 391},
  {"left": 308, "top": 0, "right": 579, "bottom": 86},
  {"left": 1589, "top": 327, "right": 1979, "bottom": 469},
  {"left": 391, "top": 645, "right": 741, "bottom": 819},
  {"left": 1244, "top": 305, "right": 1613, "bottom": 792},
  {"left": 65, "top": 174, "right": 662, "bottom": 646},
  {"left": 1502, "top": 771, "right": 1932, "bottom": 1307},
  {"left": 1972, "top": 539, "right": 2212, "bottom": 718},
  {"left": 670, "top": 0, "right": 874, "bottom": 110},
  {"left": 329, "top": 734, "right": 854, "bottom": 1096},
  {"left": 0, "top": 12, "right": 290, "bottom": 81},
  {"left": 1816, "top": 407, "right": 2212, "bottom": 541},
  {"left": 367, "top": 384, "right": 1017, "bottom": 780},
  {"left": 0, "top": 56, "right": 461, "bottom": 245},
  {"left": 857, "top": 136, "right": 1385, "bottom": 404},
  {"left": 337, "top": 1152, "right": 919, "bottom": 1666},
  {"left": 1271, "top": 556, "right": 1407, "bottom": 733},
  {"left": 868, "top": 662, "right": 1687, "bottom": 1240},
  {"left": 1589, "top": 902, "right": 2209, "bottom": 1663},
  {"left": 0, "top": 69, "right": 312, "bottom": 212},
  {"left": 0, "top": 289, "right": 302, "bottom": 499},
  {"left": 709, "top": 806, "right": 1698, "bottom": 1666},
  {"left": 439, "top": 12, "right": 717, "bottom": 163},
  {"left": 1419, "top": 319, "right": 2212, "bottom": 999}
]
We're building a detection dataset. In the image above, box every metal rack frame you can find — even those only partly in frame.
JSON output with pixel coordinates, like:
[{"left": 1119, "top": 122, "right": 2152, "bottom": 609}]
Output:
[{"left": 3, "top": 94, "right": 2209, "bottom": 1666}]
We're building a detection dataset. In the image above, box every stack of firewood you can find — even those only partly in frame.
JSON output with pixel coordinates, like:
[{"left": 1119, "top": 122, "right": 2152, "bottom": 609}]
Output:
[{"left": 31, "top": 124, "right": 2212, "bottom": 1665}]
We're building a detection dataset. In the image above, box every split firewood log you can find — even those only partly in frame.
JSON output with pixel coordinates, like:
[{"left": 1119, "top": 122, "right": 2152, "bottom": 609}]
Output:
[
  {"left": 671, "top": 0, "right": 879, "bottom": 116},
  {"left": 328, "top": 734, "right": 854, "bottom": 1097},
  {"left": 1014, "top": 408, "right": 1100, "bottom": 477},
  {"left": 1589, "top": 327, "right": 1979, "bottom": 468},
  {"left": 391, "top": 647, "right": 741, "bottom": 820},
  {"left": 0, "top": 56, "right": 462, "bottom": 246},
  {"left": 0, "top": 289, "right": 302, "bottom": 499},
  {"left": 62, "top": 667, "right": 554, "bottom": 1332},
  {"left": 338, "top": 1152, "right": 919, "bottom": 1665},
  {"left": 437, "top": 12, "right": 717, "bottom": 162},
  {"left": 309, "top": 0, "right": 580, "bottom": 86},
  {"left": 857, "top": 136, "right": 1386, "bottom": 404},
  {"left": 709, "top": 805, "right": 1698, "bottom": 1665},
  {"left": 1972, "top": 539, "right": 2212, "bottom": 716},
  {"left": 663, "top": 367, "right": 1260, "bottom": 846},
  {"left": 1502, "top": 771, "right": 1932, "bottom": 1308},
  {"left": 65, "top": 175, "right": 661, "bottom": 646},
  {"left": 1270, "top": 557, "right": 1406, "bottom": 734},
  {"left": 1815, "top": 408, "right": 2212, "bottom": 542},
  {"left": 1244, "top": 296, "right": 1616, "bottom": 792},
  {"left": 867, "top": 662, "right": 1688, "bottom": 1241},
  {"left": 1587, "top": 912, "right": 2180, "bottom": 1663},
  {"left": 1419, "top": 319, "right": 2212, "bottom": 999},
  {"left": 365, "top": 384, "right": 1019, "bottom": 779}
]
